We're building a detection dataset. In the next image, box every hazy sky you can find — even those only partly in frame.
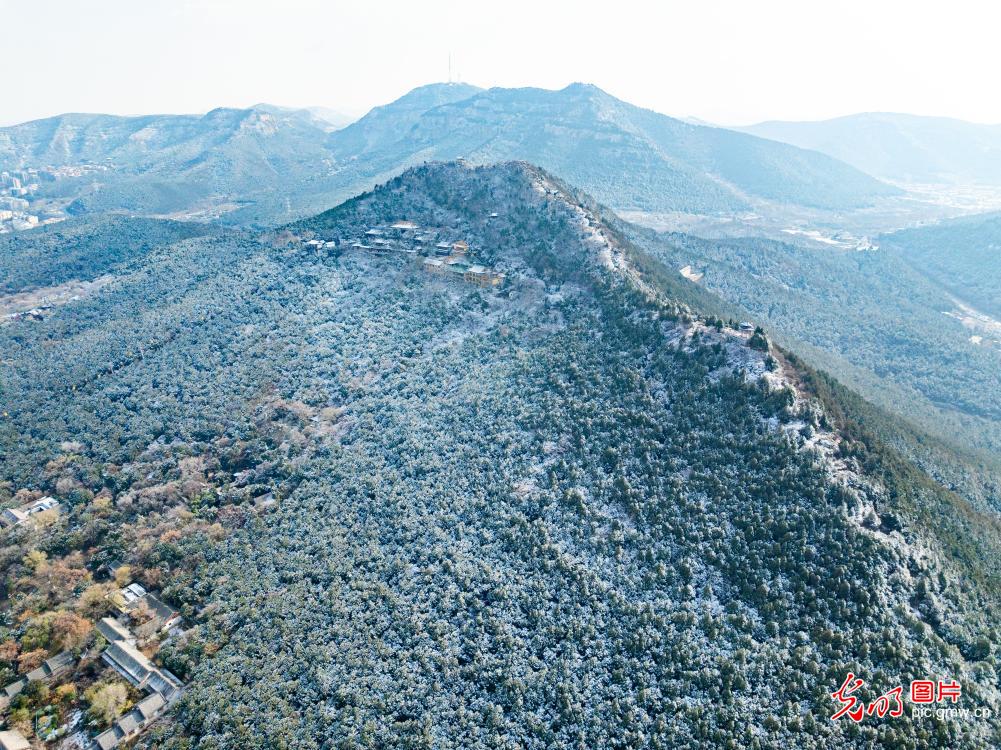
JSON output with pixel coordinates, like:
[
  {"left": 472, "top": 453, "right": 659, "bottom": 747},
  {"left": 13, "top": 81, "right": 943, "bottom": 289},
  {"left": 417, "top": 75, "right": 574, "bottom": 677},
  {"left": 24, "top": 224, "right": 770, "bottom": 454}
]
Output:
[{"left": 2, "top": 0, "right": 999, "bottom": 127}]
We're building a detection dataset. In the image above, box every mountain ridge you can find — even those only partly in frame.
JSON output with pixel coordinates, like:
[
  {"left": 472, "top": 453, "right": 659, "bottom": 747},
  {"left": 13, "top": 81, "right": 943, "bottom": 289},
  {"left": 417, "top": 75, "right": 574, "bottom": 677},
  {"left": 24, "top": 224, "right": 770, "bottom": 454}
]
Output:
[
  {"left": 326, "top": 83, "right": 900, "bottom": 214},
  {"left": 1, "top": 82, "right": 899, "bottom": 224}
]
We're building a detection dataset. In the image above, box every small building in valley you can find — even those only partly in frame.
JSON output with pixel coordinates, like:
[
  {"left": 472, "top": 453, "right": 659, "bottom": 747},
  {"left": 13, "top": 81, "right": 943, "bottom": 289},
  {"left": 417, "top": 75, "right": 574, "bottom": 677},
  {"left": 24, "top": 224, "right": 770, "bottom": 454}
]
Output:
[
  {"left": 91, "top": 611, "right": 184, "bottom": 748},
  {"left": 102, "top": 641, "right": 157, "bottom": 688},
  {"left": 130, "top": 593, "right": 182, "bottom": 640},
  {"left": 25, "top": 651, "right": 74, "bottom": 684},
  {"left": 101, "top": 640, "right": 181, "bottom": 698},
  {"left": 111, "top": 582, "right": 147, "bottom": 613},
  {"left": 109, "top": 584, "right": 181, "bottom": 640}
]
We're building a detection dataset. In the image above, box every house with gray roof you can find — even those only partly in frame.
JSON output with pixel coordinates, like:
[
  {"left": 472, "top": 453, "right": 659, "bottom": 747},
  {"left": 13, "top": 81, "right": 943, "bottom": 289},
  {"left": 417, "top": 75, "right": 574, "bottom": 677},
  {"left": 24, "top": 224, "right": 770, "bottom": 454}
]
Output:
[
  {"left": 0, "top": 650, "right": 74, "bottom": 710},
  {"left": 0, "top": 496, "right": 60, "bottom": 528},
  {"left": 92, "top": 671, "right": 174, "bottom": 749},
  {"left": 97, "top": 616, "right": 135, "bottom": 644},
  {"left": 102, "top": 641, "right": 155, "bottom": 688},
  {"left": 129, "top": 593, "right": 181, "bottom": 641}
]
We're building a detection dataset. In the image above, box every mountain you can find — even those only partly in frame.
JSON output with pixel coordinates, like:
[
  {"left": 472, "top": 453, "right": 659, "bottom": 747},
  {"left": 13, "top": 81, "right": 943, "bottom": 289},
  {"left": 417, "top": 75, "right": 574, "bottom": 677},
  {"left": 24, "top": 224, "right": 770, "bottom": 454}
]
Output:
[
  {"left": 1, "top": 162, "right": 997, "bottom": 749},
  {"left": 621, "top": 215, "right": 1001, "bottom": 465},
  {"left": 326, "top": 83, "right": 900, "bottom": 214},
  {"left": 741, "top": 113, "right": 1001, "bottom": 185},
  {"left": 0, "top": 106, "right": 335, "bottom": 219},
  {"left": 882, "top": 210, "right": 1001, "bottom": 319},
  {"left": 327, "top": 82, "right": 483, "bottom": 156},
  {"left": 0, "top": 83, "right": 899, "bottom": 226},
  {"left": 0, "top": 87, "right": 482, "bottom": 224},
  {"left": 0, "top": 106, "right": 330, "bottom": 172}
]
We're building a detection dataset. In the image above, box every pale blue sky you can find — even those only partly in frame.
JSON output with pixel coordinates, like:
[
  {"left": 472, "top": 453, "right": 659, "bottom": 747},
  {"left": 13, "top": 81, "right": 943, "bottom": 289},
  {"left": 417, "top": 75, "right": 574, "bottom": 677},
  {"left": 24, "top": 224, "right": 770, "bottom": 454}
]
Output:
[{"left": 2, "top": 0, "right": 998, "bottom": 126}]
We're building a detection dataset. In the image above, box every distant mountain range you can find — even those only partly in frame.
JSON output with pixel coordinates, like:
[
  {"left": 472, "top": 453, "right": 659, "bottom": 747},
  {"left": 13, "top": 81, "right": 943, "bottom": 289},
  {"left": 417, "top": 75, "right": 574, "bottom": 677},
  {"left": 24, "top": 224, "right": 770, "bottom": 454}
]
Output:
[
  {"left": 325, "top": 83, "right": 899, "bottom": 214},
  {"left": 0, "top": 83, "right": 899, "bottom": 224},
  {"left": 0, "top": 106, "right": 335, "bottom": 219},
  {"left": 0, "top": 106, "right": 332, "bottom": 171},
  {"left": 741, "top": 113, "right": 1001, "bottom": 185}
]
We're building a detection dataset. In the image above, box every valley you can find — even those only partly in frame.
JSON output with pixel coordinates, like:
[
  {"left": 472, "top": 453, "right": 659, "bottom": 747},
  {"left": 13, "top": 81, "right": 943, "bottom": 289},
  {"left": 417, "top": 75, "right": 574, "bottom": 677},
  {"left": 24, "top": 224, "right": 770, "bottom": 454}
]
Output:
[
  {"left": 943, "top": 296, "right": 1001, "bottom": 349},
  {"left": 0, "top": 274, "right": 115, "bottom": 324}
]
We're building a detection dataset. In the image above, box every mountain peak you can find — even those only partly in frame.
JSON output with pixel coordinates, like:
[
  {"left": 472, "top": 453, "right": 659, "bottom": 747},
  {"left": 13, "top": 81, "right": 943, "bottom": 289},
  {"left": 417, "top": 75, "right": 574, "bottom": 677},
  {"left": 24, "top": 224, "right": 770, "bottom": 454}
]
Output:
[
  {"left": 561, "top": 81, "right": 604, "bottom": 94},
  {"left": 391, "top": 81, "right": 483, "bottom": 107},
  {"left": 556, "top": 82, "right": 618, "bottom": 105}
]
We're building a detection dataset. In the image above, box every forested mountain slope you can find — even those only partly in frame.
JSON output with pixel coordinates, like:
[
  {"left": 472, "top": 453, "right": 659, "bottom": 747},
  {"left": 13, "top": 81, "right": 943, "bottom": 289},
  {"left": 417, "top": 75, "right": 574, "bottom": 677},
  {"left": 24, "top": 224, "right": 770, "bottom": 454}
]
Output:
[
  {"left": 882, "top": 211, "right": 1001, "bottom": 320},
  {"left": 621, "top": 223, "right": 1001, "bottom": 466},
  {"left": 0, "top": 163, "right": 997, "bottom": 749},
  {"left": 0, "top": 215, "right": 220, "bottom": 294}
]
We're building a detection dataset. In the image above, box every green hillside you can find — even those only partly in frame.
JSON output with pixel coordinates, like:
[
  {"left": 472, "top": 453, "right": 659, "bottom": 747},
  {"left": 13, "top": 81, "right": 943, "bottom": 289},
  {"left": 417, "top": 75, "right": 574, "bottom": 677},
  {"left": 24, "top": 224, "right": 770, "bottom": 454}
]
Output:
[
  {"left": 0, "top": 163, "right": 996, "bottom": 749},
  {"left": 884, "top": 211, "right": 1001, "bottom": 319}
]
